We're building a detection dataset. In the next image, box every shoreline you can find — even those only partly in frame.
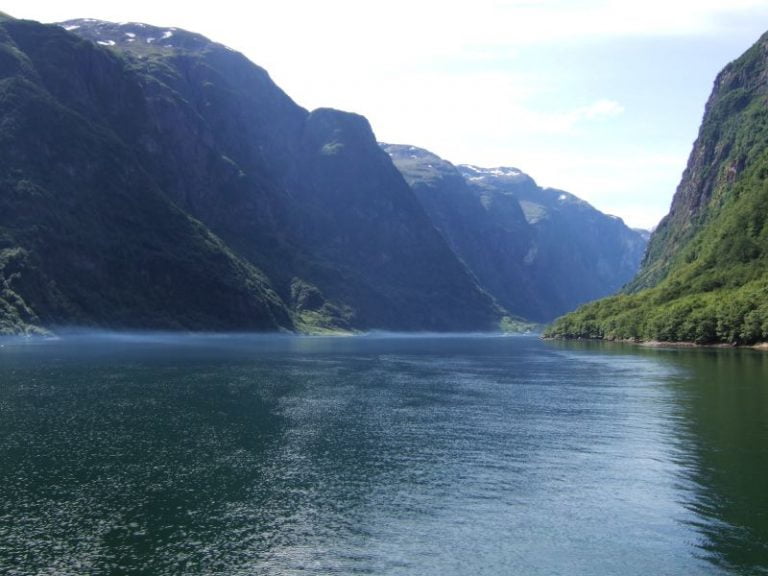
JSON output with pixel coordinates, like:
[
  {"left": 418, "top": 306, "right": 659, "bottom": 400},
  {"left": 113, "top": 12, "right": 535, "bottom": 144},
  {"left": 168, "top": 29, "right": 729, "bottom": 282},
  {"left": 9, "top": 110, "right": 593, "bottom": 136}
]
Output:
[
  {"left": 544, "top": 336, "right": 768, "bottom": 351},
  {"left": 639, "top": 340, "right": 768, "bottom": 350}
]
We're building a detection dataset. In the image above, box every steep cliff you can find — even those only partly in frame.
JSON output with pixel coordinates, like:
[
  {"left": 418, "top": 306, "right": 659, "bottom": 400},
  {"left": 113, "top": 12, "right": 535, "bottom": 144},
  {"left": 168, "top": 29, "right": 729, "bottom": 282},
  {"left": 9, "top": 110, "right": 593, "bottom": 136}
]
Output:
[
  {"left": 0, "top": 19, "right": 292, "bottom": 333},
  {"left": 0, "top": 18, "right": 501, "bottom": 333},
  {"left": 385, "top": 144, "right": 647, "bottom": 322},
  {"left": 547, "top": 31, "right": 768, "bottom": 344}
]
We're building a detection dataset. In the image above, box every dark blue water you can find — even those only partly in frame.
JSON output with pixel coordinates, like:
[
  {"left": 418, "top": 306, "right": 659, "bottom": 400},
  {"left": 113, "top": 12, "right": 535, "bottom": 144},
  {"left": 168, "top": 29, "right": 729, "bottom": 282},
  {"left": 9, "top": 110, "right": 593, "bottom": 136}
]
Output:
[{"left": 1, "top": 333, "right": 766, "bottom": 575}]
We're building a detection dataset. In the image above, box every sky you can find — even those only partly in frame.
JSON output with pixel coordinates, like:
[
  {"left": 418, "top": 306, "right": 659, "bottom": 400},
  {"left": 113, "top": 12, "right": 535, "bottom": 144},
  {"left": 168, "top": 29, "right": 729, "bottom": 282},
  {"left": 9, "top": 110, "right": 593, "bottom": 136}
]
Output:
[{"left": 4, "top": 1, "right": 768, "bottom": 229}]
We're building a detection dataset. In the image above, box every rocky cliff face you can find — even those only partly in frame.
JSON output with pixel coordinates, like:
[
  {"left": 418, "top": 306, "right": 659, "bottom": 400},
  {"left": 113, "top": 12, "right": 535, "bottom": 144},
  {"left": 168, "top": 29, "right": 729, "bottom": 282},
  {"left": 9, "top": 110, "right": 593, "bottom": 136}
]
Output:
[
  {"left": 0, "top": 19, "right": 292, "bottom": 333},
  {"left": 459, "top": 164, "right": 648, "bottom": 317},
  {"left": 294, "top": 113, "right": 500, "bottom": 329},
  {"left": 384, "top": 144, "right": 648, "bottom": 322},
  {"left": 0, "top": 18, "right": 501, "bottom": 333},
  {"left": 631, "top": 31, "right": 768, "bottom": 291},
  {"left": 547, "top": 31, "right": 768, "bottom": 344}
]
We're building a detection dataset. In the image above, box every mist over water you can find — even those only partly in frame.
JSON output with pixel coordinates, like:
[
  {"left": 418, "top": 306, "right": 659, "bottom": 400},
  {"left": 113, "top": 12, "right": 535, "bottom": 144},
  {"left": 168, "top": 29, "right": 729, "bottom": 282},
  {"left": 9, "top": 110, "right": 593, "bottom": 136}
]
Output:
[{"left": 1, "top": 334, "right": 766, "bottom": 575}]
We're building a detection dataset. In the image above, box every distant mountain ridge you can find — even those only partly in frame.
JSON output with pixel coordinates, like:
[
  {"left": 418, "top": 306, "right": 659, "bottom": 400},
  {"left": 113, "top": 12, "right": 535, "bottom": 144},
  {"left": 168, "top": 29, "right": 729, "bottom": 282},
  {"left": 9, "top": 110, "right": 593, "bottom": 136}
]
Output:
[
  {"left": 546, "top": 30, "right": 768, "bottom": 345},
  {"left": 0, "top": 17, "right": 646, "bottom": 334},
  {"left": 383, "top": 144, "right": 648, "bottom": 322}
]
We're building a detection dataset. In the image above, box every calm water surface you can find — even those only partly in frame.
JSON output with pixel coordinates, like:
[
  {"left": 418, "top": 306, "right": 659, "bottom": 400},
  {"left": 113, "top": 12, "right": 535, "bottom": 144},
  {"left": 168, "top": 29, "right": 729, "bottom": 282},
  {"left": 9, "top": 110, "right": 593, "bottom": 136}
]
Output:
[{"left": 0, "top": 333, "right": 766, "bottom": 575}]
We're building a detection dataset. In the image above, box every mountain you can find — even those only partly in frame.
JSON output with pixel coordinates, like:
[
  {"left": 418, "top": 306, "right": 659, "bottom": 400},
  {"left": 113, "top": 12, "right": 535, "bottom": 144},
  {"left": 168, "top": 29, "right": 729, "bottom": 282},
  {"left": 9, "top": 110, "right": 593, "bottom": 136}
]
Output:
[
  {"left": 546, "top": 31, "right": 768, "bottom": 345},
  {"left": 383, "top": 144, "right": 648, "bottom": 322},
  {"left": 0, "top": 19, "right": 292, "bottom": 334},
  {"left": 0, "top": 17, "right": 501, "bottom": 334},
  {"left": 458, "top": 163, "right": 648, "bottom": 319}
]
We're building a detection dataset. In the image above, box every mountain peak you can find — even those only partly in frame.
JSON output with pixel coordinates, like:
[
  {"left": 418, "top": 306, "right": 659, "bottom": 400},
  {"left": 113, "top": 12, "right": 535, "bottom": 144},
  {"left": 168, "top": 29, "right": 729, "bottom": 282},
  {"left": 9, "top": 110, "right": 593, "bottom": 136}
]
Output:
[
  {"left": 459, "top": 165, "right": 525, "bottom": 180},
  {"left": 56, "top": 19, "right": 227, "bottom": 55}
]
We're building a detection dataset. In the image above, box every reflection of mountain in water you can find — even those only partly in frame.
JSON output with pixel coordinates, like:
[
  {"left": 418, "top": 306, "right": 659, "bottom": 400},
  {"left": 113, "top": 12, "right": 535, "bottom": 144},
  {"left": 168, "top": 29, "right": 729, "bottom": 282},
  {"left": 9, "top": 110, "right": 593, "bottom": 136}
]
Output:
[{"left": 666, "top": 349, "right": 768, "bottom": 572}]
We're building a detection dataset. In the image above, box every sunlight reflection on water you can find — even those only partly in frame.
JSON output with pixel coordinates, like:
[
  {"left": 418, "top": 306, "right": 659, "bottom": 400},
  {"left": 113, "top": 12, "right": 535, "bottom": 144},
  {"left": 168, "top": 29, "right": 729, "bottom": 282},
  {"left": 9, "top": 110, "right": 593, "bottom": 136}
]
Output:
[{"left": 0, "top": 333, "right": 765, "bottom": 574}]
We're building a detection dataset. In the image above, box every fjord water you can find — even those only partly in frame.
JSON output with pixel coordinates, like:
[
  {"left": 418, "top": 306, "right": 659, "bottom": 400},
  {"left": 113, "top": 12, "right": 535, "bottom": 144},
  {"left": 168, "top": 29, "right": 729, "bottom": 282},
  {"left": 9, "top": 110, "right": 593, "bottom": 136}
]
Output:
[{"left": 1, "top": 334, "right": 766, "bottom": 575}]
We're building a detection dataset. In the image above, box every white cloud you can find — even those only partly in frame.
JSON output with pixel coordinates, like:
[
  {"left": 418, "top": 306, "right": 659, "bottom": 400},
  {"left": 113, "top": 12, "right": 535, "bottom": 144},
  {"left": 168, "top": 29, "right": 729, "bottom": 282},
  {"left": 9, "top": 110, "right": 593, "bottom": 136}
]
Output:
[
  {"left": 486, "top": 149, "right": 687, "bottom": 229},
  {"left": 577, "top": 99, "right": 625, "bottom": 121},
  {"left": 522, "top": 98, "right": 626, "bottom": 133}
]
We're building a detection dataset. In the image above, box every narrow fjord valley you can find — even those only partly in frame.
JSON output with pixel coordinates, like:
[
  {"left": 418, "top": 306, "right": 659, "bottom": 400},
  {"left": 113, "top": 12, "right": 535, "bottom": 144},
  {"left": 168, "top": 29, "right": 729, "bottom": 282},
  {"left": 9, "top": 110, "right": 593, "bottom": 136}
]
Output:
[
  {"left": 383, "top": 144, "right": 646, "bottom": 321},
  {"left": 0, "top": 16, "right": 646, "bottom": 335},
  {"left": 2, "top": 8, "right": 768, "bottom": 576}
]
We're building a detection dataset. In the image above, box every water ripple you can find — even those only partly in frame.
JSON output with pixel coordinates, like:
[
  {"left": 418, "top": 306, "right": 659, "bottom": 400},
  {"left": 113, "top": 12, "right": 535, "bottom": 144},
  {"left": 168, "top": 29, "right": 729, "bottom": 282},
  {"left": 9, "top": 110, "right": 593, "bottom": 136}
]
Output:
[{"left": 1, "top": 334, "right": 765, "bottom": 574}]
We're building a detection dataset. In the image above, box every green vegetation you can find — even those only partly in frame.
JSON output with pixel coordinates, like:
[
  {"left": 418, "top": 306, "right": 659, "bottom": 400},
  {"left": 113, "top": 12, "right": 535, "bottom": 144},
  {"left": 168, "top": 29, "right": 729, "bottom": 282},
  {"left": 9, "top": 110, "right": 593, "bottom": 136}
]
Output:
[
  {"left": 546, "top": 32, "right": 768, "bottom": 346},
  {"left": 0, "top": 19, "right": 293, "bottom": 333},
  {"left": 544, "top": 280, "right": 768, "bottom": 345},
  {"left": 499, "top": 316, "right": 540, "bottom": 334},
  {"left": 0, "top": 247, "right": 45, "bottom": 335},
  {"left": 289, "top": 277, "right": 355, "bottom": 334}
]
